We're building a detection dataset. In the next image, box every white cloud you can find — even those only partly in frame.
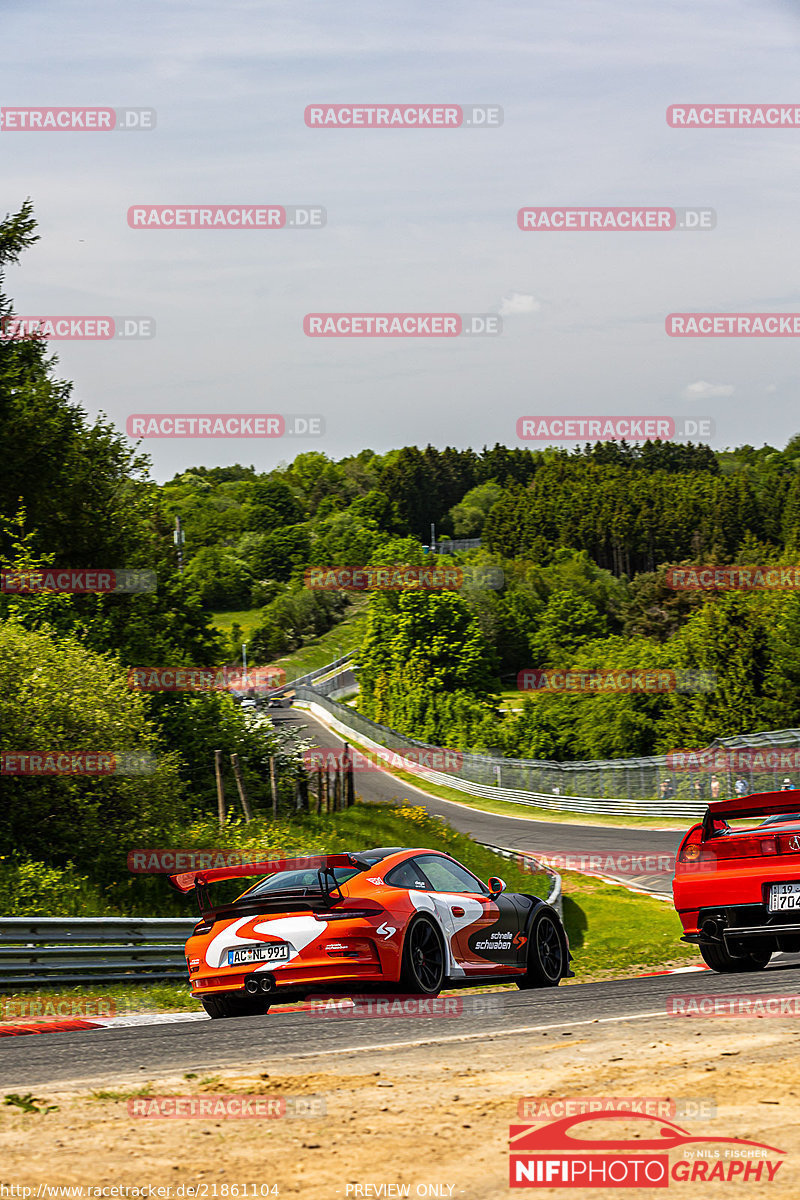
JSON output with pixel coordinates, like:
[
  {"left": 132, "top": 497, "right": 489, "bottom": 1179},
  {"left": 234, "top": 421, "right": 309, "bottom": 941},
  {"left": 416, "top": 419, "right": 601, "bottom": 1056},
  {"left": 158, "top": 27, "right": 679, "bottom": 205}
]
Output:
[
  {"left": 683, "top": 381, "right": 735, "bottom": 400},
  {"left": 498, "top": 292, "right": 541, "bottom": 316}
]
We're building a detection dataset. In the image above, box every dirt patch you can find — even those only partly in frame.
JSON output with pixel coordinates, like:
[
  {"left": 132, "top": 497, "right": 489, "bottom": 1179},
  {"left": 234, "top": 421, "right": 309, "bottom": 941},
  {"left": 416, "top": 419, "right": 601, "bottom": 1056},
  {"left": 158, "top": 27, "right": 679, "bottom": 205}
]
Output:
[{"left": 0, "top": 1017, "right": 797, "bottom": 1197}]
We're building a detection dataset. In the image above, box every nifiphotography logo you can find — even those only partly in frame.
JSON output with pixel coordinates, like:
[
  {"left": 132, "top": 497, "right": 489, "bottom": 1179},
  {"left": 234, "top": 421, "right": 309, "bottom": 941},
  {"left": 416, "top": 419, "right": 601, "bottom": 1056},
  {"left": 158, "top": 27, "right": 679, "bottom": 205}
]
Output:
[{"left": 508, "top": 1106, "right": 785, "bottom": 1187}]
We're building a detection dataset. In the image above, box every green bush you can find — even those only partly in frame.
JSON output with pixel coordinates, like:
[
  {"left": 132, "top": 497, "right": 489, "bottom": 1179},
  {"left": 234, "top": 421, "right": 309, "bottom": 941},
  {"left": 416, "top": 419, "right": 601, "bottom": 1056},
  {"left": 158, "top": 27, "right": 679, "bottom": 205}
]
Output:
[{"left": 0, "top": 858, "right": 109, "bottom": 916}]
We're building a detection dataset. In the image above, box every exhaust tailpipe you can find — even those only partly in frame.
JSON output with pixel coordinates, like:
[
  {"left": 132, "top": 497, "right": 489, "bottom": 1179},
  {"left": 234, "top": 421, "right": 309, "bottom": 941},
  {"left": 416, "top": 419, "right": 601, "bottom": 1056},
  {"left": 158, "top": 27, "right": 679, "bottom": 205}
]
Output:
[
  {"left": 701, "top": 918, "right": 723, "bottom": 943},
  {"left": 244, "top": 977, "right": 260, "bottom": 995}
]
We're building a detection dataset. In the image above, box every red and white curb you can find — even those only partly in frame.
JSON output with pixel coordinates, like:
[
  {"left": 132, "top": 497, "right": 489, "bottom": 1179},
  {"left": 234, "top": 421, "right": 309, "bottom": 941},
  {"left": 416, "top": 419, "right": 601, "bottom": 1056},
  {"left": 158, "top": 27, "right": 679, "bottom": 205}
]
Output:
[{"left": 0, "top": 1011, "right": 210, "bottom": 1037}]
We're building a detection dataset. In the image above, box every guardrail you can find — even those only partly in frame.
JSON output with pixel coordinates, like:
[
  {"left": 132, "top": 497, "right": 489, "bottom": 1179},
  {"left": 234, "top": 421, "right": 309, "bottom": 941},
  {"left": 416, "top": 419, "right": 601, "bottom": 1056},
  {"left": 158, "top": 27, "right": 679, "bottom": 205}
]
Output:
[
  {"left": 293, "top": 690, "right": 709, "bottom": 819},
  {"left": 0, "top": 918, "right": 194, "bottom": 988},
  {"left": 274, "top": 652, "right": 355, "bottom": 695}
]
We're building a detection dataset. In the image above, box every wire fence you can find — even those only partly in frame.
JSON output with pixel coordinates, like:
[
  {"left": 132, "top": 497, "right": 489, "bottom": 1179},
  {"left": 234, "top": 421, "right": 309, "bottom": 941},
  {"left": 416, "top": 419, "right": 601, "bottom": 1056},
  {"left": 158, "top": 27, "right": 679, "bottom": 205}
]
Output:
[
  {"left": 294, "top": 687, "right": 800, "bottom": 814},
  {"left": 435, "top": 538, "right": 482, "bottom": 554}
]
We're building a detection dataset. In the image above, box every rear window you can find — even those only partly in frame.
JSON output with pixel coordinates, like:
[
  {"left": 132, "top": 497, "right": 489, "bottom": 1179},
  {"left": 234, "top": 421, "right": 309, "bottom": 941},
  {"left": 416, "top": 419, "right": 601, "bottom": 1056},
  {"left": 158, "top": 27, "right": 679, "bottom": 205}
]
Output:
[{"left": 241, "top": 866, "right": 361, "bottom": 898}]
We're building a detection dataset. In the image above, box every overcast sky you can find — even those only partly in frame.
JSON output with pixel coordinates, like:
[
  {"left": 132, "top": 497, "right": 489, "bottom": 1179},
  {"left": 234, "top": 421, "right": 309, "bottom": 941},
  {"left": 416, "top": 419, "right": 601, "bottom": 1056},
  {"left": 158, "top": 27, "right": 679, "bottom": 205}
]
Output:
[{"left": 4, "top": 0, "right": 800, "bottom": 480}]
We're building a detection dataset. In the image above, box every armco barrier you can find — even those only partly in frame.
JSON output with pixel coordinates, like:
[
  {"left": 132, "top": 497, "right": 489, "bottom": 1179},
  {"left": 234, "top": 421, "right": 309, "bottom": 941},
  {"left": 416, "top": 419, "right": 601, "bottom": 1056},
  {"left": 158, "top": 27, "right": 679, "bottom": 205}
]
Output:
[
  {"left": 0, "top": 918, "right": 194, "bottom": 988},
  {"left": 293, "top": 688, "right": 712, "bottom": 819},
  {"left": 273, "top": 652, "right": 355, "bottom": 696}
]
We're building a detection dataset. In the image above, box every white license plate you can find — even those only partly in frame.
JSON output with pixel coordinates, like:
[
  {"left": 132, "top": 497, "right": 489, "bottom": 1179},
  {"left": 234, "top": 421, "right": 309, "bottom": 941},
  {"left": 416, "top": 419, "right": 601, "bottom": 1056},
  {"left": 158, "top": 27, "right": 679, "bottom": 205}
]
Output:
[
  {"left": 227, "top": 942, "right": 290, "bottom": 966},
  {"left": 768, "top": 883, "right": 800, "bottom": 912}
]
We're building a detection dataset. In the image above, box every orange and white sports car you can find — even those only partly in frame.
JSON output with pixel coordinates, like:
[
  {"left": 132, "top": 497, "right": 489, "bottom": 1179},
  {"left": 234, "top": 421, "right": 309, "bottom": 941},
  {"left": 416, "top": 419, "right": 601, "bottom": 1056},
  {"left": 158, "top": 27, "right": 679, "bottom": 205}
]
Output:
[{"left": 170, "top": 846, "right": 571, "bottom": 1018}]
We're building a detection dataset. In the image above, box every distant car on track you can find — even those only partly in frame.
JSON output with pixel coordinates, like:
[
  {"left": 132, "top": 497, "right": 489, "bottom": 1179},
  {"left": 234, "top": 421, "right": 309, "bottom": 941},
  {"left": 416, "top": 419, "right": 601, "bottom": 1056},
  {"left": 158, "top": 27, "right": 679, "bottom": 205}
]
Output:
[
  {"left": 170, "top": 846, "right": 571, "bottom": 1018},
  {"left": 673, "top": 788, "right": 800, "bottom": 972}
]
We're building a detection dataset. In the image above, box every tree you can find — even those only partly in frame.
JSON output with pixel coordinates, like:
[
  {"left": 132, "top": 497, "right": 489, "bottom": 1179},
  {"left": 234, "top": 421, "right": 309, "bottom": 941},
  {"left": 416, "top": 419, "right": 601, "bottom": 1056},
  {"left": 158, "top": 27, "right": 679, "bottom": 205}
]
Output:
[
  {"left": 250, "top": 477, "right": 305, "bottom": 532},
  {"left": 528, "top": 591, "right": 608, "bottom": 665},
  {"left": 0, "top": 619, "right": 184, "bottom": 874}
]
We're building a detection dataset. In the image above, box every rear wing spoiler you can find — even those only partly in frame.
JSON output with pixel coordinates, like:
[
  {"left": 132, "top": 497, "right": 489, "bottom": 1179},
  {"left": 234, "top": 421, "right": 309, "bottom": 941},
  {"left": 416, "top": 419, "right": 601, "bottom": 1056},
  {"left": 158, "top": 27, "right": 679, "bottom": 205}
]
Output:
[
  {"left": 703, "top": 789, "right": 800, "bottom": 836},
  {"left": 168, "top": 853, "right": 367, "bottom": 894},
  {"left": 167, "top": 853, "right": 370, "bottom": 916}
]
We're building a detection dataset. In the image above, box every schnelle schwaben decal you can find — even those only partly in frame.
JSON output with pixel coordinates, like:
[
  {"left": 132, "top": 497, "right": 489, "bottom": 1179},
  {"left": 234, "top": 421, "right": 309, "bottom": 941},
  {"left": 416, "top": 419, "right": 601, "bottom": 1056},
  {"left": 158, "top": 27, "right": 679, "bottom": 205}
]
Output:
[{"left": 508, "top": 1109, "right": 785, "bottom": 1187}]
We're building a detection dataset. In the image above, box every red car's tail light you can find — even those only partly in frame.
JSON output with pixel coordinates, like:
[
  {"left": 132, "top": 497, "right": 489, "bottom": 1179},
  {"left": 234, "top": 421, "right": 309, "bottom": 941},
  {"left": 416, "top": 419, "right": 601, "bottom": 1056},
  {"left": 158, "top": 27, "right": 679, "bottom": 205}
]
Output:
[
  {"left": 193, "top": 919, "right": 214, "bottom": 935},
  {"left": 679, "top": 833, "right": 783, "bottom": 867}
]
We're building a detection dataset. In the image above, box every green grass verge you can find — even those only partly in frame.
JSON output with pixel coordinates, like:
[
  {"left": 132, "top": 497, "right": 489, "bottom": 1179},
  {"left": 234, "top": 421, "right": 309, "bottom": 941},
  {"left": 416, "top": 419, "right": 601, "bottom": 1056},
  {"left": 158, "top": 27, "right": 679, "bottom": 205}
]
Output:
[
  {"left": 272, "top": 608, "right": 368, "bottom": 680},
  {"left": 560, "top": 870, "right": 698, "bottom": 980},
  {"left": 209, "top": 602, "right": 367, "bottom": 680},
  {"left": 210, "top": 608, "right": 264, "bottom": 641}
]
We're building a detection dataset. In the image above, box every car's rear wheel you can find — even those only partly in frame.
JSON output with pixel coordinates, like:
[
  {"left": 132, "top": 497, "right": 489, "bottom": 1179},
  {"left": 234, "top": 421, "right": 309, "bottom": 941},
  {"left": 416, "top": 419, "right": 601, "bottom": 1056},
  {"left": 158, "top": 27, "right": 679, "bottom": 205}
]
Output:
[
  {"left": 517, "top": 909, "right": 564, "bottom": 989},
  {"left": 201, "top": 992, "right": 270, "bottom": 1019},
  {"left": 700, "top": 942, "right": 771, "bottom": 973},
  {"left": 399, "top": 915, "right": 445, "bottom": 994}
]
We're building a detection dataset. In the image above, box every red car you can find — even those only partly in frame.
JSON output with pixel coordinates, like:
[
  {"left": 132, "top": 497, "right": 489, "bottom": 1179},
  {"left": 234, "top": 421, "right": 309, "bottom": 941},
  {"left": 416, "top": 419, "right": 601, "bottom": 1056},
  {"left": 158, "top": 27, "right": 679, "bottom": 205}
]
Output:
[
  {"left": 673, "top": 788, "right": 800, "bottom": 972},
  {"left": 169, "top": 846, "right": 571, "bottom": 1018}
]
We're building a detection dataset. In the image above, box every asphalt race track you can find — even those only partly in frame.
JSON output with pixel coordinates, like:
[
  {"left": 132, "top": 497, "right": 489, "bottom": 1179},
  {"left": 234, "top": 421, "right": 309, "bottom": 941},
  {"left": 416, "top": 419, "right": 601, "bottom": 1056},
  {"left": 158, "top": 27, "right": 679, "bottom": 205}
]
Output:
[
  {"left": 278, "top": 706, "right": 684, "bottom": 895},
  {"left": 5, "top": 960, "right": 800, "bottom": 1091}
]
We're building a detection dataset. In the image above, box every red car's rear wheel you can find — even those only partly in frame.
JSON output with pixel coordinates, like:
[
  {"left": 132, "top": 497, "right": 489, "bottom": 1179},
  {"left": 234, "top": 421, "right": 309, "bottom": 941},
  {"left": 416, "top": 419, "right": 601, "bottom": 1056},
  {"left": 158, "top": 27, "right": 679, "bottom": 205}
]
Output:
[{"left": 700, "top": 942, "right": 771, "bottom": 973}]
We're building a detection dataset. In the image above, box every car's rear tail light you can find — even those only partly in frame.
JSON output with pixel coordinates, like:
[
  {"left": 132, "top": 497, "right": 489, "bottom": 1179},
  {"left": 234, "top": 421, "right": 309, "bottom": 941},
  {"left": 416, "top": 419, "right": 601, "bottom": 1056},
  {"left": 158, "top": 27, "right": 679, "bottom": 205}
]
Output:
[
  {"left": 193, "top": 919, "right": 214, "bottom": 935},
  {"left": 680, "top": 833, "right": 783, "bottom": 867},
  {"left": 194, "top": 973, "right": 247, "bottom": 990}
]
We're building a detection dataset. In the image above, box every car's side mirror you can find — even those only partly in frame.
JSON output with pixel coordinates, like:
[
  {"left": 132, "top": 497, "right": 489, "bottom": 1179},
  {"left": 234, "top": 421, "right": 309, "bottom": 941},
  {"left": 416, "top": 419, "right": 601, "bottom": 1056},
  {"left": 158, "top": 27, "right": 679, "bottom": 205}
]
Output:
[{"left": 488, "top": 877, "right": 506, "bottom": 896}]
